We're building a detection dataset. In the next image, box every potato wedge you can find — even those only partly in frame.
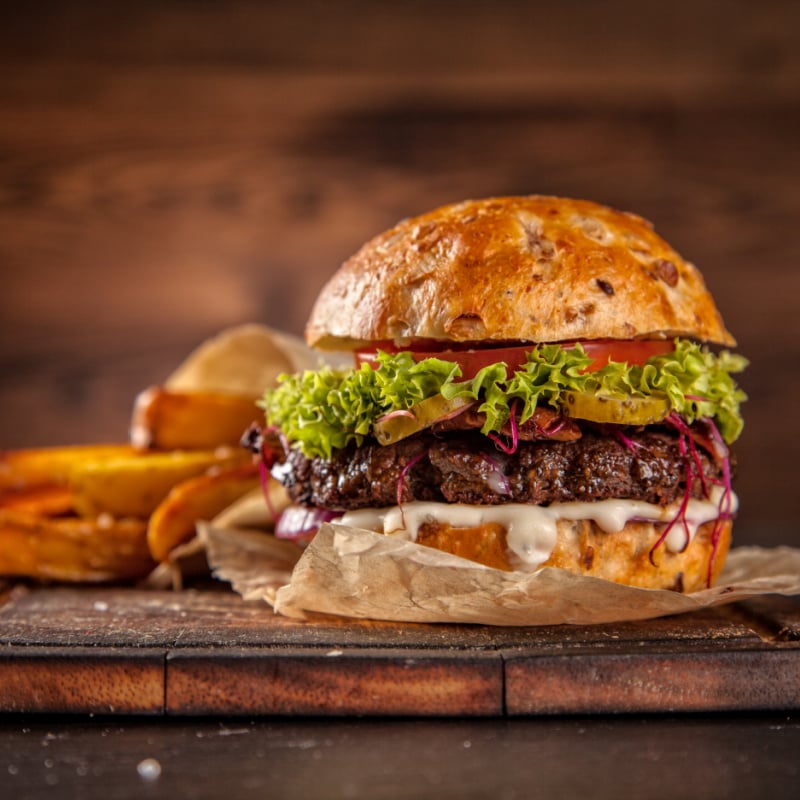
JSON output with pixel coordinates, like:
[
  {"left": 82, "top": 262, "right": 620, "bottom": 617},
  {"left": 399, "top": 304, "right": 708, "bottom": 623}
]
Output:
[
  {"left": 70, "top": 448, "right": 252, "bottom": 519},
  {"left": 131, "top": 386, "right": 261, "bottom": 450},
  {"left": 0, "top": 444, "right": 138, "bottom": 491},
  {"left": 147, "top": 464, "right": 260, "bottom": 562},
  {"left": 0, "top": 485, "right": 75, "bottom": 516},
  {"left": 0, "top": 509, "right": 153, "bottom": 582}
]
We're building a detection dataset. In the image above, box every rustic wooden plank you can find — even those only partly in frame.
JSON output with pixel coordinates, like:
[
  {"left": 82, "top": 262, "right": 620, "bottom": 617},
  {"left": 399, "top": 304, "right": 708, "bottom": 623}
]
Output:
[
  {"left": 485, "top": 609, "right": 762, "bottom": 649},
  {"left": 0, "top": 585, "right": 514, "bottom": 649},
  {"left": 166, "top": 647, "right": 503, "bottom": 717},
  {"left": 729, "top": 596, "right": 800, "bottom": 642},
  {"left": 0, "top": 646, "right": 164, "bottom": 715},
  {"left": 0, "top": 586, "right": 762, "bottom": 650},
  {"left": 2, "top": 2, "right": 798, "bottom": 103},
  {"left": 504, "top": 648, "right": 800, "bottom": 715},
  {"left": 0, "top": 586, "right": 798, "bottom": 716}
]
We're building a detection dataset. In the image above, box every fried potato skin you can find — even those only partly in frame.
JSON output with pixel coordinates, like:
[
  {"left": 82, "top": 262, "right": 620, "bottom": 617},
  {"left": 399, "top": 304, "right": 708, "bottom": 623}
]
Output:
[
  {"left": 131, "top": 387, "right": 261, "bottom": 450},
  {"left": 0, "top": 486, "right": 74, "bottom": 516},
  {"left": 0, "top": 325, "right": 310, "bottom": 580},
  {"left": 147, "top": 464, "right": 260, "bottom": 562},
  {"left": 69, "top": 449, "right": 252, "bottom": 519},
  {"left": 0, "top": 444, "right": 138, "bottom": 490},
  {"left": 0, "top": 509, "right": 154, "bottom": 582}
]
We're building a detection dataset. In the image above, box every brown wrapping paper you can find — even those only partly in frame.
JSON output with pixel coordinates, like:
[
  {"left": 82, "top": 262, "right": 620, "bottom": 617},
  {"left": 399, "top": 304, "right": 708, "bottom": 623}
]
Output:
[{"left": 200, "top": 518, "right": 800, "bottom": 626}]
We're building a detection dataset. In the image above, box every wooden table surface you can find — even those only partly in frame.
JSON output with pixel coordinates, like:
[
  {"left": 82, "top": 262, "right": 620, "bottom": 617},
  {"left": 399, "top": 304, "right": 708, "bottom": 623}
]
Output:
[
  {"left": 1, "top": 2, "right": 799, "bottom": 797},
  {"left": 1, "top": 584, "right": 799, "bottom": 718},
  {"left": 0, "top": 582, "right": 798, "bottom": 799}
]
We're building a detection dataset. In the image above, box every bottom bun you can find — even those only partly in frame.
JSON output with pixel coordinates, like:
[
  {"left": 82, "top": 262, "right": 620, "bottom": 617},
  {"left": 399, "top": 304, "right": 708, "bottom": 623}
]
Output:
[{"left": 415, "top": 517, "right": 732, "bottom": 592}]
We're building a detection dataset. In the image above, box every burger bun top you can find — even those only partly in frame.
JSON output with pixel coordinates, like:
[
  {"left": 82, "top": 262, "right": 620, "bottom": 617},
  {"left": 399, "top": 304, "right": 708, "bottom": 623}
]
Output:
[{"left": 305, "top": 195, "right": 735, "bottom": 350}]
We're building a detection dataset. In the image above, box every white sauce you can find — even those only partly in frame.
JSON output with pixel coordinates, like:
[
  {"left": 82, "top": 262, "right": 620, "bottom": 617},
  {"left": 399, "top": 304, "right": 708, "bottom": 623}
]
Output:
[{"left": 336, "top": 488, "right": 737, "bottom": 570}]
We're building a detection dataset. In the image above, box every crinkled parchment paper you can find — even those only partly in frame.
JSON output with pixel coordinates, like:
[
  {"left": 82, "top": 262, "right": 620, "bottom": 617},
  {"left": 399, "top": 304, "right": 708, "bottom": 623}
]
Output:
[{"left": 200, "top": 517, "right": 800, "bottom": 626}]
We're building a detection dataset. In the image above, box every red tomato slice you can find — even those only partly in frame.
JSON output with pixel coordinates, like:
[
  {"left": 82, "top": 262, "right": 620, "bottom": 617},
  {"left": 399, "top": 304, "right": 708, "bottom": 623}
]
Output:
[
  {"left": 354, "top": 339, "right": 675, "bottom": 379},
  {"left": 569, "top": 340, "right": 675, "bottom": 373},
  {"left": 354, "top": 342, "right": 530, "bottom": 379}
]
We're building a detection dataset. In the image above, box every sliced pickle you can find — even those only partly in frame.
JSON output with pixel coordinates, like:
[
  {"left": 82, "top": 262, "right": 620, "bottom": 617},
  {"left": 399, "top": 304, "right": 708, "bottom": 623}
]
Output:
[
  {"left": 560, "top": 391, "right": 669, "bottom": 426},
  {"left": 374, "top": 394, "right": 474, "bottom": 445}
]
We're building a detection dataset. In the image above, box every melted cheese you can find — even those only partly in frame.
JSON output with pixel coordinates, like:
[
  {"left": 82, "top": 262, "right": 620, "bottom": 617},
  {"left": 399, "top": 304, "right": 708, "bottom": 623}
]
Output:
[{"left": 336, "top": 488, "right": 737, "bottom": 570}]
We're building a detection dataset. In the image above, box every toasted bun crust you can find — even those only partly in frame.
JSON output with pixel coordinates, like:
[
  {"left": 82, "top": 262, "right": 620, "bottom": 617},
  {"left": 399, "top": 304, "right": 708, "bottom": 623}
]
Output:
[
  {"left": 416, "top": 517, "right": 732, "bottom": 592},
  {"left": 543, "top": 518, "right": 731, "bottom": 592},
  {"left": 306, "top": 196, "right": 734, "bottom": 350}
]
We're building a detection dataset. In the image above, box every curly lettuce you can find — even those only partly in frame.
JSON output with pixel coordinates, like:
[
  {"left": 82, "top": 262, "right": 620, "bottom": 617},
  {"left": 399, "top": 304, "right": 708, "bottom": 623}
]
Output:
[{"left": 262, "top": 339, "right": 748, "bottom": 458}]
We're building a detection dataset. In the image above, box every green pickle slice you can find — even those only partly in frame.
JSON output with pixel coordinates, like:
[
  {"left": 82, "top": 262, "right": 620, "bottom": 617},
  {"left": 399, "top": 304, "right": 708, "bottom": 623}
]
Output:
[
  {"left": 560, "top": 391, "right": 670, "bottom": 426},
  {"left": 374, "top": 394, "right": 474, "bottom": 445}
]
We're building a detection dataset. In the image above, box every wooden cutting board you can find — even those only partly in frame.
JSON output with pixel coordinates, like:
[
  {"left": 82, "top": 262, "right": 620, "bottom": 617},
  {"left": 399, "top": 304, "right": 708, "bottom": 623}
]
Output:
[{"left": 1, "top": 584, "right": 798, "bottom": 717}]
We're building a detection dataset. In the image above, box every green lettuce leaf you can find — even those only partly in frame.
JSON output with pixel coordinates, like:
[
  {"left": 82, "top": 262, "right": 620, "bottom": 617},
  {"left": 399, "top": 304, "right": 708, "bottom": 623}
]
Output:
[{"left": 262, "top": 339, "right": 748, "bottom": 458}]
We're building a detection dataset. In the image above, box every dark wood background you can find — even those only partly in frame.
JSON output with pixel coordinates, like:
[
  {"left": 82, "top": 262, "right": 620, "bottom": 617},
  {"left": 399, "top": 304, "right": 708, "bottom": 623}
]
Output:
[{"left": 1, "top": 0, "right": 798, "bottom": 546}]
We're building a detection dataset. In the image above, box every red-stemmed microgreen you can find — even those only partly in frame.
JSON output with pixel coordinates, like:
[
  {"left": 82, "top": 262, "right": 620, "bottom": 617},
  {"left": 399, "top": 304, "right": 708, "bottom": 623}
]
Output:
[
  {"left": 488, "top": 400, "right": 520, "bottom": 454},
  {"left": 650, "top": 413, "right": 735, "bottom": 586}
]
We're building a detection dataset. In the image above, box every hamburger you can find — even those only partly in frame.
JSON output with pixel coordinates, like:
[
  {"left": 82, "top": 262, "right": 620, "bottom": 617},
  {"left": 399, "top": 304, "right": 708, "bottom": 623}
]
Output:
[{"left": 252, "top": 196, "right": 747, "bottom": 593}]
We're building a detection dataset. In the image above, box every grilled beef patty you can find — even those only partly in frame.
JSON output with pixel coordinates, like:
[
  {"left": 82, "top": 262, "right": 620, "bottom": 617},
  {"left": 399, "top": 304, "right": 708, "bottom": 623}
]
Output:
[{"left": 272, "top": 429, "right": 726, "bottom": 512}]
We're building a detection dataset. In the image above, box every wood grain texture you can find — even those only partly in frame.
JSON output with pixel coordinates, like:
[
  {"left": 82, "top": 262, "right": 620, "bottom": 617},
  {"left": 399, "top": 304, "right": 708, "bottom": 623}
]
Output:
[
  {"left": 0, "top": 585, "right": 798, "bottom": 716},
  {"left": 0, "top": 647, "right": 164, "bottom": 715},
  {"left": 505, "top": 649, "right": 800, "bottom": 715},
  {"left": 0, "top": 584, "right": 763, "bottom": 649},
  {"left": 167, "top": 648, "right": 502, "bottom": 717},
  {"left": 0, "top": 1, "right": 798, "bottom": 549}
]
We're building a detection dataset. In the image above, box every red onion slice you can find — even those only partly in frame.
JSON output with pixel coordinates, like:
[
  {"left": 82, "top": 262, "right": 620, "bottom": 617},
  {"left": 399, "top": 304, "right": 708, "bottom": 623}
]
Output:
[{"left": 275, "top": 505, "right": 342, "bottom": 544}]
